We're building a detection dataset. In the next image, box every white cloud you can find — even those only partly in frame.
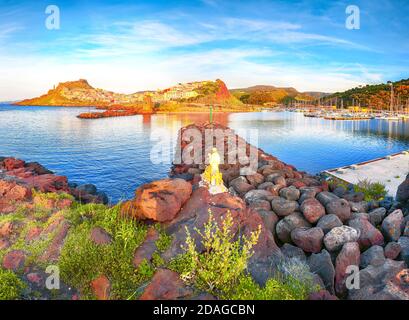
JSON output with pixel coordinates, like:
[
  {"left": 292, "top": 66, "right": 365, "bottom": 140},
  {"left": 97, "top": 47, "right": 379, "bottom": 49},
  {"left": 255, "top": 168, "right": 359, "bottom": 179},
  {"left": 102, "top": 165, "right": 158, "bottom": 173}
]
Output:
[{"left": 0, "top": 46, "right": 390, "bottom": 101}]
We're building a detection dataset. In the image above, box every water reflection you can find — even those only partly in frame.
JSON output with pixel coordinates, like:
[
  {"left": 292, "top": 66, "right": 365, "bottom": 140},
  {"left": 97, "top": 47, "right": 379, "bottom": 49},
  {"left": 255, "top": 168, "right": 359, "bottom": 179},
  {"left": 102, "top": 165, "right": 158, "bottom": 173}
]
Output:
[{"left": 1, "top": 105, "right": 408, "bottom": 202}]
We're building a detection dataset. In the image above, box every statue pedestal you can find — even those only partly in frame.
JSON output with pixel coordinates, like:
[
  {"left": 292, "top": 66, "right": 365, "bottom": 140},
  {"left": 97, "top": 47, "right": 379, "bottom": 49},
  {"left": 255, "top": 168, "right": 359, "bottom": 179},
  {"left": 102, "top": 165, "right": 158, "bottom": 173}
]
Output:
[{"left": 199, "top": 176, "right": 227, "bottom": 195}]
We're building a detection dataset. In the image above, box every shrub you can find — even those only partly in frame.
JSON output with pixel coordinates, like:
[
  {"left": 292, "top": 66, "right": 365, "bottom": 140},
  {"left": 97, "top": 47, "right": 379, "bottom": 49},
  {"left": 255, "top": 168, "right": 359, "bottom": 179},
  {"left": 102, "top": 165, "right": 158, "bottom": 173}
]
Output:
[
  {"left": 172, "top": 210, "right": 318, "bottom": 300},
  {"left": 0, "top": 269, "right": 25, "bottom": 300},
  {"left": 178, "top": 211, "right": 261, "bottom": 297},
  {"left": 354, "top": 179, "right": 388, "bottom": 201}
]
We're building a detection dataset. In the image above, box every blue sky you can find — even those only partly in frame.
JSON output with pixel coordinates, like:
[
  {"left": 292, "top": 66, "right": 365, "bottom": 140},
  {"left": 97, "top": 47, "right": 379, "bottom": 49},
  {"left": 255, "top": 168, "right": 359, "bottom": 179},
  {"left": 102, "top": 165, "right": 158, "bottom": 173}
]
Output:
[{"left": 0, "top": 0, "right": 408, "bottom": 100}]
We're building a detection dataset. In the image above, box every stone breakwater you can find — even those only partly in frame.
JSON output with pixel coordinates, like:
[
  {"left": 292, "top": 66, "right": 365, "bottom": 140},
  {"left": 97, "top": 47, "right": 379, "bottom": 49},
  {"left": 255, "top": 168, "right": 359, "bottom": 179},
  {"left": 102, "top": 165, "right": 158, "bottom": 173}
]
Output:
[{"left": 123, "top": 122, "right": 409, "bottom": 300}]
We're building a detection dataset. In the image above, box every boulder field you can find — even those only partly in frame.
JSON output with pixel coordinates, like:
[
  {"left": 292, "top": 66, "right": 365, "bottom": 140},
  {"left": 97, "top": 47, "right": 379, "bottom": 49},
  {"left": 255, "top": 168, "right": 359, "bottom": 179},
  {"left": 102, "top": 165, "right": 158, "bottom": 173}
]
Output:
[
  {"left": 0, "top": 157, "right": 108, "bottom": 211},
  {"left": 1, "top": 122, "right": 409, "bottom": 300},
  {"left": 121, "top": 122, "right": 409, "bottom": 300}
]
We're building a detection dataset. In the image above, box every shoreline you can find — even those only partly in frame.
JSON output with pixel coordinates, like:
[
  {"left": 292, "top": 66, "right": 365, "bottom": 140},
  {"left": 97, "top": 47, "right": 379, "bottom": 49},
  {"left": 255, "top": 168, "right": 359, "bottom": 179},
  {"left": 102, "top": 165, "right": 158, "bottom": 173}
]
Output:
[{"left": 1, "top": 122, "right": 409, "bottom": 300}]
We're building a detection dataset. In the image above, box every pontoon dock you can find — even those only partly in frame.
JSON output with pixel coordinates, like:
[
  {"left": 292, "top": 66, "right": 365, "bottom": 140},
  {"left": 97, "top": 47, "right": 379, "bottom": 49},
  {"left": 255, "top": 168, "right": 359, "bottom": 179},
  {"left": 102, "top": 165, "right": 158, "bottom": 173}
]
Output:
[{"left": 323, "top": 151, "right": 409, "bottom": 197}]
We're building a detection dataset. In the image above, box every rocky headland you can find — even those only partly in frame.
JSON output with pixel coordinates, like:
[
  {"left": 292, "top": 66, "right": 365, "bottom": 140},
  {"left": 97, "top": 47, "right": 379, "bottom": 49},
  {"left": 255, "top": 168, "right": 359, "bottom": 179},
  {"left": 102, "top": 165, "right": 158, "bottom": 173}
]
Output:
[
  {"left": 14, "top": 79, "right": 255, "bottom": 119},
  {"left": 1, "top": 123, "right": 409, "bottom": 300}
]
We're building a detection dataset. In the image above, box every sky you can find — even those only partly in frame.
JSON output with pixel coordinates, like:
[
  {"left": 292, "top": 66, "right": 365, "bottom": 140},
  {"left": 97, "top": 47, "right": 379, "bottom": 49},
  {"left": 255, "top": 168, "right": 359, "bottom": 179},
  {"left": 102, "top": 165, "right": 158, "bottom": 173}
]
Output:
[{"left": 0, "top": 0, "right": 408, "bottom": 100}]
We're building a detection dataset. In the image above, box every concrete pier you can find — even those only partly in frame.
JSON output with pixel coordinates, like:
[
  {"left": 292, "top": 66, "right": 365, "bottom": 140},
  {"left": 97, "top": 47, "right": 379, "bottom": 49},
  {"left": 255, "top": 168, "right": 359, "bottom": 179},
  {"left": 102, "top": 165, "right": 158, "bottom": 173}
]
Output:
[{"left": 324, "top": 151, "right": 409, "bottom": 197}]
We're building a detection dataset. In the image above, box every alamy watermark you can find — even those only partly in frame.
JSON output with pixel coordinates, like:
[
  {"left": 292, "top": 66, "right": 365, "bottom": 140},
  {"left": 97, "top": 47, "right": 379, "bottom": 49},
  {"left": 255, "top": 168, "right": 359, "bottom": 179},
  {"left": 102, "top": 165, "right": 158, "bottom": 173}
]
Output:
[
  {"left": 45, "top": 5, "right": 60, "bottom": 30},
  {"left": 346, "top": 5, "right": 360, "bottom": 30}
]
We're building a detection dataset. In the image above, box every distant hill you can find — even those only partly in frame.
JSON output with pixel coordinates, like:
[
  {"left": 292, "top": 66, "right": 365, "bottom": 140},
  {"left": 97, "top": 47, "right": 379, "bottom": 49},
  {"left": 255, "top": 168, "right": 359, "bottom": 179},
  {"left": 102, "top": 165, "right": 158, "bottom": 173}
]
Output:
[
  {"left": 325, "top": 79, "right": 409, "bottom": 110},
  {"left": 15, "top": 79, "right": 241, "bottom": 108},
  {"left": 15, "top": 79, "right": 119, "bottom": 107},
  {"left": 230, "top": 85, "right": 323, "bottom": 105}
]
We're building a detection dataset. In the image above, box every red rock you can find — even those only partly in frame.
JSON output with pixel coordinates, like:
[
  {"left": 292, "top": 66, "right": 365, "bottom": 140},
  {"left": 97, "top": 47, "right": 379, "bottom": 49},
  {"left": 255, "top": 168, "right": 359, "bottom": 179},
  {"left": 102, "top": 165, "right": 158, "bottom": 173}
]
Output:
[
  {"left": 25, "top": 226, "right": 42, "bottom": 243},
  {"left": 0, "top": 221, "right": 13, "bottom": 237},
  {"left": 3, "top": 157, "right": 25, "bottom": 170},
  {"left": 0, "top": 238, "right": 11, "bottom": 250},
  {"left": 57, "top": 198, "right": 73, "bottom": 209},
  {"left": 2, "top": 250, "right": 27, "bottom": 271},
  {"left": 25, "top": 162, "right": 53, "bottom": 175},
  {"left": 90, "top": 227, "right": 112, "bottom": 245},
  {"left": 300, "top": 198, "right": 326, "bottom": 224},
  {"left": 23, "top": 174, "right": 70, "bottom": 193},
  {"left": 291, "top": 227, "right": 324, "bottom": 253},
  {"left": 246, "top": 173, "right": 264, "bottom": 187},
  {"left": 335, "top": 242, "right": 360, "bottom": 296},
  {"left": 133, "top": 228, "right": 160, "bottom": 267},
  {"left": 308, "top": 289, "right": 338, "bottom": 300},
  {"left": 325, "top": 199, "right": 351, "bottom": 222},
  {"left": 249, "top": 200, "right": 271, "bottom": 211},
  {"left": 0, "top": 201, "right": 16, "bottom": 214},
  {"left": 91, "top": 275, "right": 111, "bottom": 300},
  {"left": 389, "top": 269, "right": 409, "bottom": 296},
  {"left": 121, "top": 178, "right": 192, "bottom": 222},
  {"left": 0, "top": 180, "right": 32, "bottom": 202},
  {"left": 385, "top": 242, "right": 401, "bottom": 260},
  {"left": 140, "top": 269, "right": 193, "bottom": 300},
  {"left": 7, "top": 167, "right": 34, "bottom": 179},
  {"left": 348, "top": 217, "right": 384, "bottom": 250},
  {"left": 291, "top": 180, "right": 306, "bottom": 189},
  {"left": 39, "top": 221, "right": 70, "bottom": 262},
  {"left": 27, "top": 272, "right": 43, "bottom": 285}
]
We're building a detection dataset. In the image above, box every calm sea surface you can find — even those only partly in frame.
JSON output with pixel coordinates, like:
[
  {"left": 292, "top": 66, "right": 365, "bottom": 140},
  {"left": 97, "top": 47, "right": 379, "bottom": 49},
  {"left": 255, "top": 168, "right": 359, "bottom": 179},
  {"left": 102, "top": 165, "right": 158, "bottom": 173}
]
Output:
[{"left": 1, "top": 105, "right": 408, "bottom": 203}]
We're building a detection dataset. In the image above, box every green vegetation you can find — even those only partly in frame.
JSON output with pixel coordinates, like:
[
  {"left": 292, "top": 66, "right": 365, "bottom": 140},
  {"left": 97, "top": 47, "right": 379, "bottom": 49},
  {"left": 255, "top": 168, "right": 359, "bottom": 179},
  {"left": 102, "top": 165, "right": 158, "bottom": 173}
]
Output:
[
  {"left": 59, "top": 203, "right": 150, "bottom": 299},
  {"left": 354, "top": 179, "right": 388, "bottom": 201},
  {"left": 0, "top": 269, "right": 26, "bottom": 300},
  {"left": 327, "top": 78, "right": 409, "bottom": 110},
  {"left": 170, "top": 211, "right": 318, "bottom": 300}
]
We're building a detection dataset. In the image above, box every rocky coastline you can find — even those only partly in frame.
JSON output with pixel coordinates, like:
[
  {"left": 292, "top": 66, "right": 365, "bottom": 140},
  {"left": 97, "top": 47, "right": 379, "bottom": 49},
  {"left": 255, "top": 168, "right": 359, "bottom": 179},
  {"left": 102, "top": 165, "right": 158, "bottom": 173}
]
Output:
[{"left": 1, "top": 123, "right": 409, "bottom": 300}]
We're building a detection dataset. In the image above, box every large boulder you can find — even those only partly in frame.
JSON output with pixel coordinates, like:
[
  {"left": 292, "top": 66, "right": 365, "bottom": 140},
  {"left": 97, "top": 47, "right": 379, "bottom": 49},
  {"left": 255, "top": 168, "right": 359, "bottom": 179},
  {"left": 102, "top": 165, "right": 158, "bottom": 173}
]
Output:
[
  {"left": 335, "top": 242, "right": 360, "bottom": 297},
  {"left": 281, "top": 243, "right": 307, "bottom": 262},
  {"left": 396, "top": 173, "right": 409, "bottom": 203},
  {"left": 308, "top": 249, "right": 335, "bottom": 294},
  {"left": 121, "top": 178, "right": 192, "bottom": 222},
  {"left": 325, "top": 199, "right": 351, "bottom": 222},
  {"left": 246, "top": 173, "right": 264, "bottom": 187},
  {"left": 243, "top": 189, "right": 275, "bottom": 204},
  {"left": 140, "top": 269, "right": 194, "bottom": 300},
  {"left": 398, "top": 236, "right": 409, "bottom": 266},
  {"left": 348, "top": 259, "right": 408, "bottom": 300},
  {"left": 323, "top": 226, "right": 360, "bottom": 252},
  {"left": 360, "top": 245, "right": 385, "bottom": 268},
  {"left": 368, "top": 207, "right": 387, "bottom": 227},
  {"left": 317, "top": 214, "right": 343, "bottom": 234},
  {"left": 300, "top": 198, "right": 325, "bottom": 224},
  {"left": 229, "top": 176, "right": 254, "bottom": 195},
  {"left": 276, "top": 212, "right": 312, "bottom": 244},
  {"left": 381, "top": 209, "right": 404, "bottom": 242},
  {"left": 384, "top": 241, "right": 401, "bottom": 260},
  {"left": 316, "top": 191, "right": 339, "bottom": 207},
  {"left": 348, "top": 217, "right": 384, "bottom": 250},
  {"left": 291, "top": 227, "right": 324, "bottom": 253},
  {"left": 279, "top": 186, "right": 300, "bottom": 201},
  {"left": 271, "top": 198, "right": 298, "bottom": 217}
]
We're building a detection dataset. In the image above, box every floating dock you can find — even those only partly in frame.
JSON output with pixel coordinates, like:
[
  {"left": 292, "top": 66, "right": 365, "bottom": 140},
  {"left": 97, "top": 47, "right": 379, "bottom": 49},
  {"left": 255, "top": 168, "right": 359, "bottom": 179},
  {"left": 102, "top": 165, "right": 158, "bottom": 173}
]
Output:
[{"left": 323, "top": 151, "right": 409, "bottom": 197}]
